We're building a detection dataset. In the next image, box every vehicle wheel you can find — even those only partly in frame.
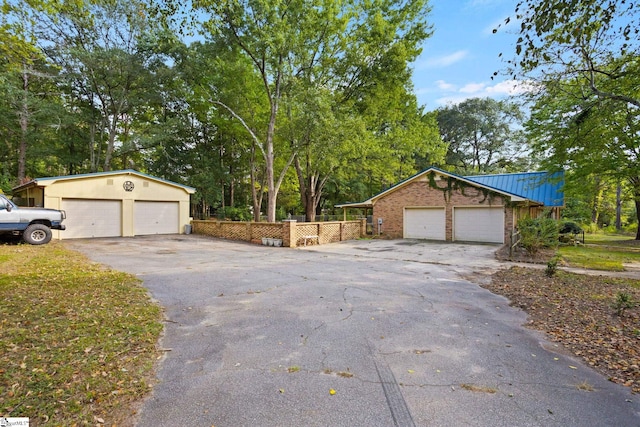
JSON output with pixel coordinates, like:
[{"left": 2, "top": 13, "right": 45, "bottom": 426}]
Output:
[{"left": 23, "top": 224, "right": 52, "bottom": 245}]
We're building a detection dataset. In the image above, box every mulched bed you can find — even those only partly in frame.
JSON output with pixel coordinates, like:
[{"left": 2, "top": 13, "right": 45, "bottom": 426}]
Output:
[{"left": 484, "top": 266, "right": 640, "bottom": 394}]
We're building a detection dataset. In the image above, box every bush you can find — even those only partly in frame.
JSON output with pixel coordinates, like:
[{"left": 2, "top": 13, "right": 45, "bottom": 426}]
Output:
[
  {"left": 218, "top": 206, "right": 252, "bottom": 221},
  {"left": 612, "top": 292, "right": 635, "bottom": 316},
  {"left": 518, "top": 217, "right": 560, "bottom": 255},
  {"left": 559, "top": 221, "right": 583, "bottom": 234},
  {"left": 545, "top": 257, "right": 559, "bottom": 277},
  {"left": 581, "top": 222, "right": 599, "bottom": 234}
]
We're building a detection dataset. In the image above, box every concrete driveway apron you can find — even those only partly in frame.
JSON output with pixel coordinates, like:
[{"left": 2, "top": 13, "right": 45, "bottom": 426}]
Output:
[{"left": 67, "top": 236, "right": 640, "bottom": 427}]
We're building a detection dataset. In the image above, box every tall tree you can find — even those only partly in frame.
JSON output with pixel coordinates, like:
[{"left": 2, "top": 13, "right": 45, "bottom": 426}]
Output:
[
  {"left": 436, "top": 97, "right": 527, "bottom": 175},
  {"left": 29, "top": 0, "right": 165, "bottom": 172},
  {"left": 505, "top": 0, "right": 640, "bottom": 237},
  {"left": 0, "top": 0, "right": 58, "bottom": 183},
  {"left": 180, "top": 0, "right": 433, "bottom": 222}
]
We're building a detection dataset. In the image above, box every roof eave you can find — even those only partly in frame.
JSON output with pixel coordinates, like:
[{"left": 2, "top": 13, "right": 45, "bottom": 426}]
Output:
[
  {"left": 12, "top": 170, "right": 196, "bottom": 194},
  {"left": 335, "top": 201, "right": 374, "bottom": 209}
]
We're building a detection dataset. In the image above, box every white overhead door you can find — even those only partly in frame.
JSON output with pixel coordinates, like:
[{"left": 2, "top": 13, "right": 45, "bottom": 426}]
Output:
[
  {"left": 404, "top": 207, "right": 446, "bottom": 240},
  {"left": 61, "top": 199, "right": 122, "bottom": 238},
  {"left": 134, "top": 201, "right": 179, "bottom": 235},
  {"left": 454, "top": 207, "right": 504, "bottom": 243}
]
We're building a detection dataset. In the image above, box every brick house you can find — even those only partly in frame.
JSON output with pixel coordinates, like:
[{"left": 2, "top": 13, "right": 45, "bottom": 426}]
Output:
[{"left": 336, "top": 167, "right": 564, "bottom": 244}]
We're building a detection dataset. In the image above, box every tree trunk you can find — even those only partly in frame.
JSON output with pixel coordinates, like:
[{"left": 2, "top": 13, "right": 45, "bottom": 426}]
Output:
[
  {"left": 18, "top": 65, "right": 29, "bottom": 183},
  {"left": 294, "top": 155, "right": 329, "bottom": 223},
  {"left": 591, "top": 177, "right": 604, "bottom": 224},
  {"left": 230, "top": 177, "right": 235, "bottom": 207},
  {"left": 635, "top": 198, "right": 640, "bottom": 240},
  {"left": 616, "top": 183, "right": 622, "bottom": 231},
  {"left": 103, "top": 122, "right": 117, "bottom": 172},
  {"left": 632, "top": 177, "right": 640, "bottom": 240},
  {"left": 250, "top": 142, "right": 263, "bottom": 222},
  {"left": 294, "top": 156, "right": 315, "bottom": 222},
  {"left": 265, "top": 100, "right": 278, "bottom": 222}
]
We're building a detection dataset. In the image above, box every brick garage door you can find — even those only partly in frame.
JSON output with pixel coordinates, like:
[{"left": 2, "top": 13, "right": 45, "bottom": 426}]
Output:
[
  {"left": 403, "top": 207, "right": 446, "bottom": 240},
  {"left": 453, "top": 207, "right": 504, "bottom": 243}
]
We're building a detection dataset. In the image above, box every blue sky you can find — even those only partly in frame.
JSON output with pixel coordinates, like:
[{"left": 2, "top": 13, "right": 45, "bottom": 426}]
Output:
[{"left": 413, "top": 0, "right": 526, "bottom": 110}]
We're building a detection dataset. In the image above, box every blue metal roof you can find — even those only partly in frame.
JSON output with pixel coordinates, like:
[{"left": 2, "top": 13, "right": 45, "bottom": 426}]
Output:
[{"left": 465, "top": 171, "right": 564, "bottom": 207}]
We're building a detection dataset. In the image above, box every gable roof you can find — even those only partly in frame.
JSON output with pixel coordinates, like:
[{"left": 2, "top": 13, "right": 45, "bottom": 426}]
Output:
[
  {"left": 465, "top": 171, "right": 564, "bottom": 207},
  {"left": 335, "top": 166, "right": 531, "bottom": 209},
  {"left": 12, "top": 169, "right": 196, "bottom": 194}
]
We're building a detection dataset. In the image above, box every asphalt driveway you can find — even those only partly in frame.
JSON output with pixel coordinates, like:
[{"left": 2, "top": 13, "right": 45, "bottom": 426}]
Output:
[{"left": 67, "top": 236, "right": 640, "bottom": 426}]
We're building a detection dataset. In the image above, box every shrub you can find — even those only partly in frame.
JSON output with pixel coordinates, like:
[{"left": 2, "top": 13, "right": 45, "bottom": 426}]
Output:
[
  {"left": 545, "top": 257, "right": 559, "bottom": 277},
  {"left": 581, "top": 222, "right": 599, "bottom": 234},
  {"left": 218, "top": 206, "right": 252, "bottom": 221},
  {"left": 612, "top": 292, "right": 635, "bottom": 316},
  {"left": 559, "top": 221, "right": 583, "bottom": 234},
  {"left": 518, "top": 217, "right": 560, "bottom": 255}
]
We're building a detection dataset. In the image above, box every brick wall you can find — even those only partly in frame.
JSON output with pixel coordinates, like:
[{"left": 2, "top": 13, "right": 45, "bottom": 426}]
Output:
[
  {"left": 372, "top": 175, "right": 511, "bottom": 241},
  {"left": 191, "top": 219, "right": 365, "bottom": 247}
]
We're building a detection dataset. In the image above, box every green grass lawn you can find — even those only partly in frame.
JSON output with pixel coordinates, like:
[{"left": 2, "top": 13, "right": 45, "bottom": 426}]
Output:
[
  {"left": 559, "top": 232, "right": 640, "bottom": 271},
  {"left": 0, "top": 242, "right": 162, "bottom": 425},
  {"left": 583, "top": 232, "right": 640, "bottom": 246}
]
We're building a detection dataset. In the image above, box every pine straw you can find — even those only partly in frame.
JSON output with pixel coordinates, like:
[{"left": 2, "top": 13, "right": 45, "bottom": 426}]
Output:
[{"left": 484, "top": 267, "right": 640, "bottom": 394}]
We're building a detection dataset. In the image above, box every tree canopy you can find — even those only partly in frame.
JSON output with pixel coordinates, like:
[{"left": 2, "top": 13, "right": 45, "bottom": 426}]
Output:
[
  {"left": 504, "top": 0, "right": 640, "bottom": 237},
  {"left": 436, "top": 97, "right": 528, "bottom": 175},
  {"left": 0, "top": 0, "right": 448, "bottom": 220}
]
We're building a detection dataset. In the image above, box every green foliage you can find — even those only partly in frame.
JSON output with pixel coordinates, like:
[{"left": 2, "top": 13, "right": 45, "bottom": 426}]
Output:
[
  {"left": 612, "top": 292, "right": 635, "bottom": 317},
  {"left": 0, "top": 0, "right": 443, "bottom": 220},
  {"left": 518, "top": 217, "right": 559, "bottom": 255},
  {"left": 545, "top": 256, "right": 559, "bottom": 277},
  {"left": 436, "top": 97, "right": 529, "bottom": 174},
  {"left": 559, "top": 221, "right": 582, "bottom": 235},
  {"left": 508, "top": 0, "right": 640, "bottom": 239},
  {"left": 218, "top": 206, "right": 252, "bottom": 221}
]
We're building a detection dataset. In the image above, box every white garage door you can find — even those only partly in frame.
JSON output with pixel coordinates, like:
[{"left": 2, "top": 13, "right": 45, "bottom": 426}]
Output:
[
  {"left": 454, "top": 207, "right": 504, "bottom": 243},
  {"left": 61, "top": 199, "right": 122, "bottom": 238},
  {"left": 404, "top": 208, "right": 446, "bottom": 240},
  {"left": 134, "top": 201, "right": 179, "bottom": 235}
]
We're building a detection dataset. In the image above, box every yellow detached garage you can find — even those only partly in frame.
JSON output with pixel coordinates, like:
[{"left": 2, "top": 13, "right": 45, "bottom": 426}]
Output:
[{"left": 12, "top": 170, "right": 195, "bottom": 240}]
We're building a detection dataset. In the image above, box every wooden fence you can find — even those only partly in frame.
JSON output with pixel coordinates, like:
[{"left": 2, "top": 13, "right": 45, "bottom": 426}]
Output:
[{"left": 191, "top": 219, "right": 366, "bottom": 248}]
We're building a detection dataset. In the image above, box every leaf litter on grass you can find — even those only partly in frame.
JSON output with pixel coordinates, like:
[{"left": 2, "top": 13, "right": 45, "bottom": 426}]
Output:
[{"left": 0, "top": 242, "right": 163, "bottom": 425}]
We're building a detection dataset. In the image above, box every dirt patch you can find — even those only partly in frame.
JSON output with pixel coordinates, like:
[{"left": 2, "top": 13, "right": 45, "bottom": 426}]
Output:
[{"left": 485, "top": 266, "right": 640, "bottom": 394}]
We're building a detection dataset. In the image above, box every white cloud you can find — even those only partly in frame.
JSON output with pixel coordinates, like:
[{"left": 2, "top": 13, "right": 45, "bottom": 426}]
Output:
[
  {"left": 485, "top": 79, "right": 535, "bottom": 95},
  {"left": 430, "top": 79, "right": 535, "bottom": 106},
  {"left": 459, "top": 82, "right": 486, "bottom": 93},
  {"left": 418, "top": 50, "right": 469, "bottom": 69},
  {"left": 465, "top": 0, "right": 504, "bottom": 7},
  {"left": 436, "top": 80, "right": 456, "bottom": 90},
  {"left": 436, "top": 95, "right": 475, "bottom": 106}
]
